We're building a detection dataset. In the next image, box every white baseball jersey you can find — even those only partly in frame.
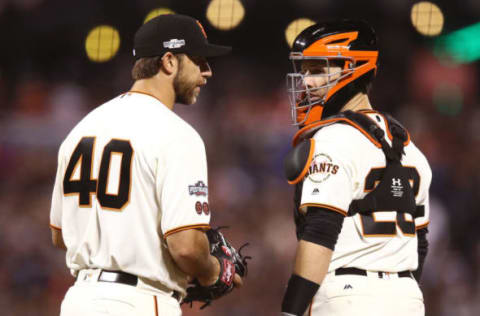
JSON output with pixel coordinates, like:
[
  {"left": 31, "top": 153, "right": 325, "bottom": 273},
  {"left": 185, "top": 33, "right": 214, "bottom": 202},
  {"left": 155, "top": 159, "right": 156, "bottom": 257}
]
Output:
[
  {"left": 50, "top": 91, "right": 211, "bottom": 294},
  {"left": 299, "top": 110, "right": 431, "bottom": 272}
]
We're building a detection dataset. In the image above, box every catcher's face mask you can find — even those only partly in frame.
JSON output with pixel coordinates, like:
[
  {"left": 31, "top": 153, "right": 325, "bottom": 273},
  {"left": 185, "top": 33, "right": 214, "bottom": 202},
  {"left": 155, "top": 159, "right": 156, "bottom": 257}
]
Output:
[
  {"left": 286, "top": 54, "right": 354, "bottom": 126},
  {"left": 287, "top": 23, "right": 379, "bottom": 126}
]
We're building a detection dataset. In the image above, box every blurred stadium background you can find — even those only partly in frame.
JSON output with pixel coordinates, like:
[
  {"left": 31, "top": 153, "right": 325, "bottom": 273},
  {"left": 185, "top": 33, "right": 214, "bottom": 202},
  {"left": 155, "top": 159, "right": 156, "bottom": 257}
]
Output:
[{"left": 0, "top": 0, "right": 479, "bottom": 315}]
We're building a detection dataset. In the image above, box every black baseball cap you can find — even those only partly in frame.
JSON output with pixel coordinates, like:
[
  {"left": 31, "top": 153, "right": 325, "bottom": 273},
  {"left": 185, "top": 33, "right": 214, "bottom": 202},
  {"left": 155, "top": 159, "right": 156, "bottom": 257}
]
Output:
[{"left": 133, "top": 14, "right": 231, "bottom": 59}]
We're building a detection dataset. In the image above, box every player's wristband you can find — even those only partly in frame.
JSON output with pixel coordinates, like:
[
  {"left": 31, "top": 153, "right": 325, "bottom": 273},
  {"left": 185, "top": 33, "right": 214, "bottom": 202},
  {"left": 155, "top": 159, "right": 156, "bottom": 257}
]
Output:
[{"left": 281, "top": 274, "right": 319, "bottom": 316}]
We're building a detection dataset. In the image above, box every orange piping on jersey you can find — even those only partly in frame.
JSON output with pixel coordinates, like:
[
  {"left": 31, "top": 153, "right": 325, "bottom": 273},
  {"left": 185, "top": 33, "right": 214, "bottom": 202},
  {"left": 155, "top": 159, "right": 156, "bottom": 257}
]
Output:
[
  {"left": 288, "top": 139, "right": 316, "bottom": 185},
  {"left": 309, "top": 301, "right": 313, "bottom": 315},
  {"left": 299, "top": 203, "right": 348, "bottom": 216},
  {"left": 153, "top": 296, "right": 158, "bottom": 316},
  {"left": 163, "top": 224, "right": 211, "bottom": 238},
  {"left": 293, "top": 117, "right": 382, "bottom": 148},
  {"left": 127, "top": 90, "right": 163, "bottom": 104},
  {"left": 415, "top": 221, "right": 429, "bottom": 230},
  {"left": 50, "top": 223, "right": 62, "bottom": 231},
  {"left": 357, "top": 109, "right": 377, "bottom": 114}
]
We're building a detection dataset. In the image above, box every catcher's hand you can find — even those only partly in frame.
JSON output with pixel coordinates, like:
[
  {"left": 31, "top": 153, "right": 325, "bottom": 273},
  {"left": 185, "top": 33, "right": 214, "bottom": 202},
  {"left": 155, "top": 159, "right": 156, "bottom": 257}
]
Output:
[{"left": 183, "top": 227, "right": 251, "bottom": 309}]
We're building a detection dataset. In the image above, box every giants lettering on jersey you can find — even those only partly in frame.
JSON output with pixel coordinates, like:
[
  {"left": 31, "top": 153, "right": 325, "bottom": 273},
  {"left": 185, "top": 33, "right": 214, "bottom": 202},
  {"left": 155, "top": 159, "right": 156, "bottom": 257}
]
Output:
[{"left": 306, "top": 153, "right": 340, "bottom": 183}]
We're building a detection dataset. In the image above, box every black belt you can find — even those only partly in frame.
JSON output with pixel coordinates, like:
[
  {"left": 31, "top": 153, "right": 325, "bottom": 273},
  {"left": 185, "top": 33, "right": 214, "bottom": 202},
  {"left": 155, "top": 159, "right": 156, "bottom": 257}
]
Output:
[
  {"left": 335, "top": 267, "right": 412, "bottom": 279},
  {"left": 83, "top": 270, "right": 182, "bottom": 302},
  {"left": 98, "top": 270, "right": 138, "bottom": 285}
]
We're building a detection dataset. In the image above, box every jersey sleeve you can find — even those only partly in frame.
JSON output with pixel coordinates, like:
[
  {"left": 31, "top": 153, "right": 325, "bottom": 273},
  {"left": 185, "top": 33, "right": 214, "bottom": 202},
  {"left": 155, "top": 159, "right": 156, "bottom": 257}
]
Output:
[
  {"left": 50, "top": 146, "right": 65, "bottom": 231},
  {"left": 157, "top": 134, "right": 211, "bottom": 238},
  {"left": 300, "top": 139, "right": 354, "bottom": 217}
]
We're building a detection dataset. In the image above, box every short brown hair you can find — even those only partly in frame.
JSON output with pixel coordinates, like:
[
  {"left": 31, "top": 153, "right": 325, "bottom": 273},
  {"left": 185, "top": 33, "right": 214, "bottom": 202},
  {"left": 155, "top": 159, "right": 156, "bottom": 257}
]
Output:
[
  {"left": 131, "top": 54, "right": 186, "bottom": 81},
  {"left": 131, "top": 56, "right": 162, "bottom": 81}
]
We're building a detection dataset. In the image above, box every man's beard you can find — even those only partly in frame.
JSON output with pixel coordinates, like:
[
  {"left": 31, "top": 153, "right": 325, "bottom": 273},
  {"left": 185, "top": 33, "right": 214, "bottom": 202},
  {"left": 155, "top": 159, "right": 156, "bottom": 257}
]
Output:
[{"left": 174, "top": 69, "right": 196, "bottom": 105}]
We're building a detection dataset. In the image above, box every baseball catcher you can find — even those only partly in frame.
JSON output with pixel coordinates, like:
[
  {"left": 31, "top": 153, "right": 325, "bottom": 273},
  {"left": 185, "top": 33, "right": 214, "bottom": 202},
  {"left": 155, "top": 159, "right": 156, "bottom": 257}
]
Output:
[{"left": 280, "top": 19, "right": 431, "bottom": 316}]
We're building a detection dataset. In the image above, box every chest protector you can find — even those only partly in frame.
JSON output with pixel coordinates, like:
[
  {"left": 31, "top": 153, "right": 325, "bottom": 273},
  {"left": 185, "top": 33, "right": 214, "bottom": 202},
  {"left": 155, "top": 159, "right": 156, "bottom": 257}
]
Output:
[{"left": 284, "top": 110, "right": 417, "bottom": 237}]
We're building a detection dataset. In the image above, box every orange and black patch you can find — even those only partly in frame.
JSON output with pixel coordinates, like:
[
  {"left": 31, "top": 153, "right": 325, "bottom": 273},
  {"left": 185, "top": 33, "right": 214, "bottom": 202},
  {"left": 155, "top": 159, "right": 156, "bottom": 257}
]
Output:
[{"left": 153, "top": 295, "right": 159, "bottom": 316}]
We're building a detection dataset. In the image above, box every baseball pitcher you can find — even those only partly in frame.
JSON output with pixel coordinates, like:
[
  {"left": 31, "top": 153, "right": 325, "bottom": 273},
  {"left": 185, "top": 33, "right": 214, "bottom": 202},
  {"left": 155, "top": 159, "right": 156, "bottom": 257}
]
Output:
[{"left": 50, "top": 14, "right": 246, "bottom": 316}]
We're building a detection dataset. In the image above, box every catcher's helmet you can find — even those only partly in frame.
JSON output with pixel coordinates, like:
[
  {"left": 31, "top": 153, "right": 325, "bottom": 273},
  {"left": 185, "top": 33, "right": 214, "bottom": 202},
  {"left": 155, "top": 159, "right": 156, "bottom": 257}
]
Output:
[{"left": 286, "top": 20, "right": 378, "bottom": 126}]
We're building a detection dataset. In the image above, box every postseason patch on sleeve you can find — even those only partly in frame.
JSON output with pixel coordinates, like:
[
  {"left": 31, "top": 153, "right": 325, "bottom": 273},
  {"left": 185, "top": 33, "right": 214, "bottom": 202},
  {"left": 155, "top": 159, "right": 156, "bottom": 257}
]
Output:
[
  {"left": 306, "top": 153, "right": 340, "bottom": 183},
  {"left": 188, "top": 181, "right": 208, "bottom": 196}
]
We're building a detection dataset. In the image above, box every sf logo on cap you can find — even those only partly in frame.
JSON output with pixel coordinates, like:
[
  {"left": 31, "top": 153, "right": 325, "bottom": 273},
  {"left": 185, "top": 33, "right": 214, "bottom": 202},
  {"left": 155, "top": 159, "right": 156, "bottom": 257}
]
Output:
[{"left": 163, "top": 39, "right": 186, "bottom": 49}]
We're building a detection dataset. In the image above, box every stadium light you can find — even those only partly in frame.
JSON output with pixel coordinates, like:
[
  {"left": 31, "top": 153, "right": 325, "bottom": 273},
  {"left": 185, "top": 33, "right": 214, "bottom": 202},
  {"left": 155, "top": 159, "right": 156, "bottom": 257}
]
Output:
[
  {"left": 144, "top": 8, "right": 175, "bottom": 24},
  {"left": 206, "top": 0, "right": 245, "bottom": 31},
  {"left": 410, "top": 1, "right": 444, "bottom": 36},
  {"left": 285, "top": 18, "right": 315, "bottom": 48},
  {"left": 85, "top": 25, "right": 120, "bottom": 63}
]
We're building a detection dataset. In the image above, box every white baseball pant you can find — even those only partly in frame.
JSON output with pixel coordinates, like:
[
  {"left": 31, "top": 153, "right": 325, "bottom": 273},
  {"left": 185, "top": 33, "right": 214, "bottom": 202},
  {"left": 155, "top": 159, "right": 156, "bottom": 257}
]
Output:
[
  {"left": 60, "top": 269, "right": 182, "bottom": 316},
  {"left": 305, "top": 270, "right": 424, "bottom": 316}
]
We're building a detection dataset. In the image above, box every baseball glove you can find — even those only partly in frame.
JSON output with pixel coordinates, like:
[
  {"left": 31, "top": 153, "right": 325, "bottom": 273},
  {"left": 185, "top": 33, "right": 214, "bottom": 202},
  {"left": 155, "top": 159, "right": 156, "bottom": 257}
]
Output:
[{"left": 183, "top": 227, "right": 251, "bottom": 309}]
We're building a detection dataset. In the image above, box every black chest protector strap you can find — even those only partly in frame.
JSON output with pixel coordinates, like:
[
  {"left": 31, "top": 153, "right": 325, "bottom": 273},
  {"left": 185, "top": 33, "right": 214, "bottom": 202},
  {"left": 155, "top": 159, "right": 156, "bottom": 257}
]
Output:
[{"left": 340, "top": 111, "right": 417, "bottom": 217}]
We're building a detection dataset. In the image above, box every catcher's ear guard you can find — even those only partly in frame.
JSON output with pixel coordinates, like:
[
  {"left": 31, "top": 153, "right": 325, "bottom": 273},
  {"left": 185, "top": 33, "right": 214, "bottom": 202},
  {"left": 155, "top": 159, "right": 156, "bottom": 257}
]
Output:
[{"left": 284, "top": 138, "right": 315, "bottom": 185}]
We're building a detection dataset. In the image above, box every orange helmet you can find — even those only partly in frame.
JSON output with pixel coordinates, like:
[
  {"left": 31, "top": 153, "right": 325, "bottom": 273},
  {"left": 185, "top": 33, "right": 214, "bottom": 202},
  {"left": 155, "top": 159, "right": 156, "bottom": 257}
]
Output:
[{"left": 286, "top": 20, "right": 379, "bottom": 126}]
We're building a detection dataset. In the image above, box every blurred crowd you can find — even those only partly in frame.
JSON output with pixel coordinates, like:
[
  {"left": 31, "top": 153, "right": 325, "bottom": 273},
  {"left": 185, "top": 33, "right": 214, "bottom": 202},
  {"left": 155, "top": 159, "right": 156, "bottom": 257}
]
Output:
[
  {"left": 1, "top": 53, "right": 480, "bottom": 316},
  {"left": 1, "top": 1, "right": 480, "bottom": 316}
]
